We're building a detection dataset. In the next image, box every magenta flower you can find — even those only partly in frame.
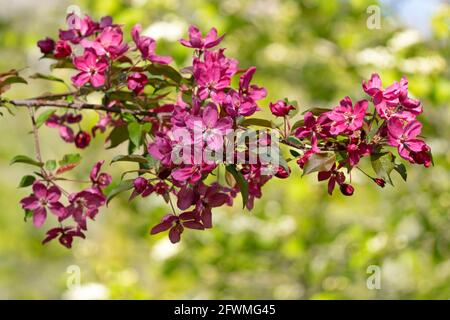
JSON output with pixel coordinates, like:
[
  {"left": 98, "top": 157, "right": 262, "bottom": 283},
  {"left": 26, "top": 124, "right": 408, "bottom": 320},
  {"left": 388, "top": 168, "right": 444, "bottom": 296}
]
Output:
[
  {"left": 89, "top": 160, "right": 112, "bottom": 190},
  {"left": 37, "top": 37, "right": 55, "bottom": 54},
  {"left": 317, "top": 165, "right": 346, "bottom": 195},
  {"left": 179, "top": 25, "right": 225, "bottom": 50},
  {"left": 45, "top": 114, "right": 75, "bottom": 143},
  {"left": 127, "top": 72, "right": 148, "bottom": 95},
  {"left": 346, "top": 142, "right": 371, "bottom": 167},
  {"left": 295, "top": 112, "right": 331, "bottom": 152},
  {"left": 131, "top": 24, "right": 172, "bottom": 64},
  {"left": 363, "top": 73, "right": 422, "bottom": 120},
  {"left": 66, "top": 190, "right": 106, "bottom": 230},
  {"left": 74, "top": 130, "right": 91, "bottom": 149},
  {"left": 130, "top": 177, "right": 154, "bottom": 200},
  {"left": 148, "top": 134, "right": 173, "bottom": 166},
  {"left": 81, "top": 26, "right": 128, "bottom": 59},
  {"left": 328, "top": 97, "right": 368, "bottom": 135},
  {"left": 186, "top": 103, "right": 233, "bottom": 151},
  {"left": 171, "top": 163, "right": 216, "bottom": 184},
  {"left": 54, "top": 40, "right": 72, "bottom": 59},
  {"left": 193, "top": 49, "right": 237, "bottom": 100},
  {"left": 387, "top": 118, "right": 431, "bottom": 166},
  {"left": 20, "top": 182, "right": 65, "bottom": 227},
  {"left": 239, "top": 67, "right": 267, "bottom": 102},
  {"left": 71, "top": 51, "right": 109, "bottom": 88},
  {"left": 42, "top": 226, "right": 85, "bottom": 249},
  {"left": 221, "top": 90, "right": 258, "bottom": 117},
  {"left": 59, "top": 13, "right": 97, "bottom": 44},
  {"left": 269, "top": 100, "right": 296, "bottom": 117},
  {"left": 150, "top": 212, "right": 205, "bottom": 244}
]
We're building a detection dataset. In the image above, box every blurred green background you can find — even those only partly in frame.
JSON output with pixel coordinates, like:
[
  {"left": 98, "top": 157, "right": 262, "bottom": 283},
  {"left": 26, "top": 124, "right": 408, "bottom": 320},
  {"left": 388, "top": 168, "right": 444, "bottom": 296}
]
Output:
[{"left": 0, "top": 0, "right": 449, "bottom": 299}]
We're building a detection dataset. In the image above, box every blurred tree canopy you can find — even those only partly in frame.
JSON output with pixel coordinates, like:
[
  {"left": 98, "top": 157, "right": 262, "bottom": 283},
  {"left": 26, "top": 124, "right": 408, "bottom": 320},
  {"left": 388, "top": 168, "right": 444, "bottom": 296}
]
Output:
[{"left": 0, "top": 0, "right": 449, "bottom": 299}]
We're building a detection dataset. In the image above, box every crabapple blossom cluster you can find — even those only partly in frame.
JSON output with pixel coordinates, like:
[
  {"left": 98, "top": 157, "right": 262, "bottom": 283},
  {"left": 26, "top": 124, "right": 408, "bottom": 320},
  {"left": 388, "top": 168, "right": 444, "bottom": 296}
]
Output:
[{"left": 0, "top": 12, "right": 432, "bottom": 248}]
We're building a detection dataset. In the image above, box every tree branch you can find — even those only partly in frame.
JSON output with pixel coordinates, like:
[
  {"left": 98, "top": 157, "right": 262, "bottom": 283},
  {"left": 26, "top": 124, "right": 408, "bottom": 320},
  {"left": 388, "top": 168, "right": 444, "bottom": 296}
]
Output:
[{"left": 8, "top": 99, "right": 156, "bottom": 117}]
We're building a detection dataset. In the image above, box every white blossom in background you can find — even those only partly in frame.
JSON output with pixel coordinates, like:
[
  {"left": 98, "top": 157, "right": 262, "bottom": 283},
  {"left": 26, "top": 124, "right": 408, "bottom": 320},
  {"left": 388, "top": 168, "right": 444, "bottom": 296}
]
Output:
[{"left": 62, "top": 283, "right": 110, "bottom": 300}]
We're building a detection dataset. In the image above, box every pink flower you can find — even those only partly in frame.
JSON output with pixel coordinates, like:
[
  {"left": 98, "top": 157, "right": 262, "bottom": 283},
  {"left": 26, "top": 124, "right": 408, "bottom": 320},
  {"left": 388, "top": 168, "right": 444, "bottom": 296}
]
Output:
[
  {"left": 54, "top": 40, "right": 72, "bottom": 58},
  {"left": 74, "top": 130, "right": 91, "bottom": 149},
  {"left": 221, "top": 90, "right": 258, "bottom": 117},
  {"left": 363, "top": 73, "right": 422, "bottom": 120},
  {"left": 269, "top": 100, "right": 295, "bottom": 117},
  {"left": 186, "top": 103, "right": 233, "bottom": 151},
  {"left": 193, "top": 49, "right": 237, "bottom": 100},
  {"left": 295, "top": 112, "right": 331, "bottom": 152},
  {"left": 328, "top": 97, "right": 368, "bottom": 135},
  {"left": 37, "top": 37, "right": 55, "bottom": 54},
  {"left": 148, "top": 134, "right": 173, "bottom": 166},
  {"left": 131, "top": 24, "right": 172, "bottom": 64},
  {"left": 59, "top": 13, "right": 97, "bottom": 44},
  {"left": 81, "top": 26, "right": 128, "bottom": 59},
  {"left": 45, "top": 114, "right": 75, "bottom": 143},
  {"left": 127, "top": 72, "right": 148, "bottom": 95},
  {"left": 239, "top": 67, "right": 267, "bottom": 102},
  {"left": 42, "top": 226, "right": 85, "bottom": 249},
  {"left": 150, "top": 212, "right": 205, "bottom": 244},
  {"left": 89, "top": 160, "right": 112, "bottom": 190},
  {"left": 66, "top": 190, "right": 106, "bottom": 230},
  {"left": 346, "top": 142, "right": 371, "bottom": 167},
  {"left": 317, "top": 165, "right": 346, "bottom": 195},
  {"left": 179, "top": 25, "right": 225, "bottom": 50},
  {"left": 20, "top": 182, "right": 65, "bottom": 227},
  {"left": 387, "top": 118, "right": 431, "bottom": 166},
  {"left": 71, "top": 51, "right": 109, "bottom": 88},
  {"left": 130, "top": 177, "right": 154, "bottom": 200},
  {"left": 171, "top": 163, "right": 216, "bottom": 184}
]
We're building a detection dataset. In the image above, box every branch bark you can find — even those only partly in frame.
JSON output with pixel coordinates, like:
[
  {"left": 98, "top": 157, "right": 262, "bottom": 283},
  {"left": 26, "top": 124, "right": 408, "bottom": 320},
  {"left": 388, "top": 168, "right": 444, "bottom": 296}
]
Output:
[{"left": 8, "top": 99, "right": 156, "bottom": 117}]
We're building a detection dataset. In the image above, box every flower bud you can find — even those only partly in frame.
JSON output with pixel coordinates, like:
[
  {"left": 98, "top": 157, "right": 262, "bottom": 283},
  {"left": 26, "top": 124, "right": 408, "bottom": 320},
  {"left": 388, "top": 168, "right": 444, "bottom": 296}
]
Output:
[
  {"left": 269, "top": 100, "right": 295, "bottom": 117},
  {"left": 37, "top": 37, "right": 55, "bottom": 54},
  {"left": 340, "top": 183, "right": 354, "bottom": 196},
  {"left": 75, "top": 131, "right": 91, "bottom": 149},
  {"left": 374, "top": 178, "right": 385, "bottom": 188},
  {"left": 54, "top": 40, "right": 72, "bottom": 59},
  {"left": 275, "top": 166, "right": 290, "bottom": 179}
]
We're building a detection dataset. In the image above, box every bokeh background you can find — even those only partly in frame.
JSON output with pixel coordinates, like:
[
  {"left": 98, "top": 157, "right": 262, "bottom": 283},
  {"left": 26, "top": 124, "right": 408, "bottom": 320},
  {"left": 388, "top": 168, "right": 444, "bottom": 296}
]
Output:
[{"left": 0, "top": 0, "right": 449, "bottom": 299}]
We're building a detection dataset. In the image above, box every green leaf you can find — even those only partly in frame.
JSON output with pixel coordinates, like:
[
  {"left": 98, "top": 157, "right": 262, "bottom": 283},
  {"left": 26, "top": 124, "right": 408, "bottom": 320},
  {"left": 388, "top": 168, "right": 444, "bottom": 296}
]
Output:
[
  {"left": 302, "top": 152, "right": 336, "bottom": 176},
  {"left": 45, "top": 160, "right": 57, "bottom": 171},
  {"left": 107, "top": 125, "right": 129, "bottom": 149},
  {"left": 10, "top": 155, "right": 43, "bottom": 167},
  {"left": 287, "top": 136, "right": 302, "bottom": 146},
  {"left": 226, "top": 165, "right": 249, "bottom": 209},
  {"left": 58, "top": 153, "right": 81, "bottom": 166},
  {"left": 111, "top": 154, "right": 149, "bottom": 164},
  {"left": 239, "top": 118, "right": 274, "bottom": 128},
  {"left": 301, "top": 107, "right": 331, "bottom": 116},
  {"left": 394, "top": 163, "right": 407, "bottom": 181},
  {"left": 107, "top": 179, "right": 134, "bottom": 205},
  {"left": 35, "top": 109, "right": 56, "bottom": 128},
  {"left": 24, "top": 209, "right": 33, "bottom": 222},
  {"left": 0, "top": 76, "right": 28, "bottom": 87},
  {"left": 29, "top": 73, "right": 65, "bottom": 84},
  {"left": 291, "top": 119, "right": 305, "bottom": 130},
  {"left": 127, "top": 122, "right": 142, "bottom": 147},
  {"left": 146, "top": 64, "right": 182, "bottom": 84},
  {"left": 18, "top": 175, "right": 36, "bottom": 188},
  {"left": 371, "top": 152, "right": 395, "bottom": 186}
]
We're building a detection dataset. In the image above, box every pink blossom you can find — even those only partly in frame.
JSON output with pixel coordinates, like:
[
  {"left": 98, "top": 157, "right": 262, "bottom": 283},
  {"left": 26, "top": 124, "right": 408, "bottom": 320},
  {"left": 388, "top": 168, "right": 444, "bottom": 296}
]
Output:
[
  {"left": 54, "top": 40, "right": 72, "bottom": 58},
  {"left": 37, "top": 37, "right": 55, "bottom": 54},
  {"left": 127, "top": 72, "right": 148, "bottom": 94},
  {"left": 42, "top": 226, "right": 85, "bottom": 249},
  {"left": 186, "top": 103, "right": 233, "bottom": 151},
  {"left": 328, "top": 97, "right": 368, "bottom": 135},
  {"left": 239, "top": 67, "right": 267, "bottom": 102},
  {"left": 89, "top": 160, "right": 112, "bottom": 190},
  {"left": 131, "top": 24, "right": 172, "bottom": 64},
  {"left": 179, "top": 25, "right": 225, "bottom": 50},
  {"left": 150, "top": 212, "right": 205, "bottom": 243},
  {"left": 295, "top": 112, "right": 331, "bottom": 152},
  {"left": 59, "top": 13, "right": 97, "bottom": 44},
  {"left": 71, "top": 51, "right": 109, "bottom": 88},
  {"left": 20, "top": 182, "right": 65, "bottom": 227},
  {"left": 45, "top": 114, "right": 75, "bottom": 143},
  {"left": 81, "top": 26, "right": 128, "bottom": 59},
  {"left": 193, "top": 49, "right": 237, "bottom": 100},
  {"left": 66, "top": 190, "right": 106, "bottom": 230},
  {"left": 269, "top": 100, "right": 295, "bottom": 117},
  {"left": 74, "top": 130, "right": 91, "bottom": 149},
  {"left": 346, "top": 142, "right": 371, "bottom": 167},
  {"left": 387, "top": 118, "right": 431, "bottom": 166}
]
